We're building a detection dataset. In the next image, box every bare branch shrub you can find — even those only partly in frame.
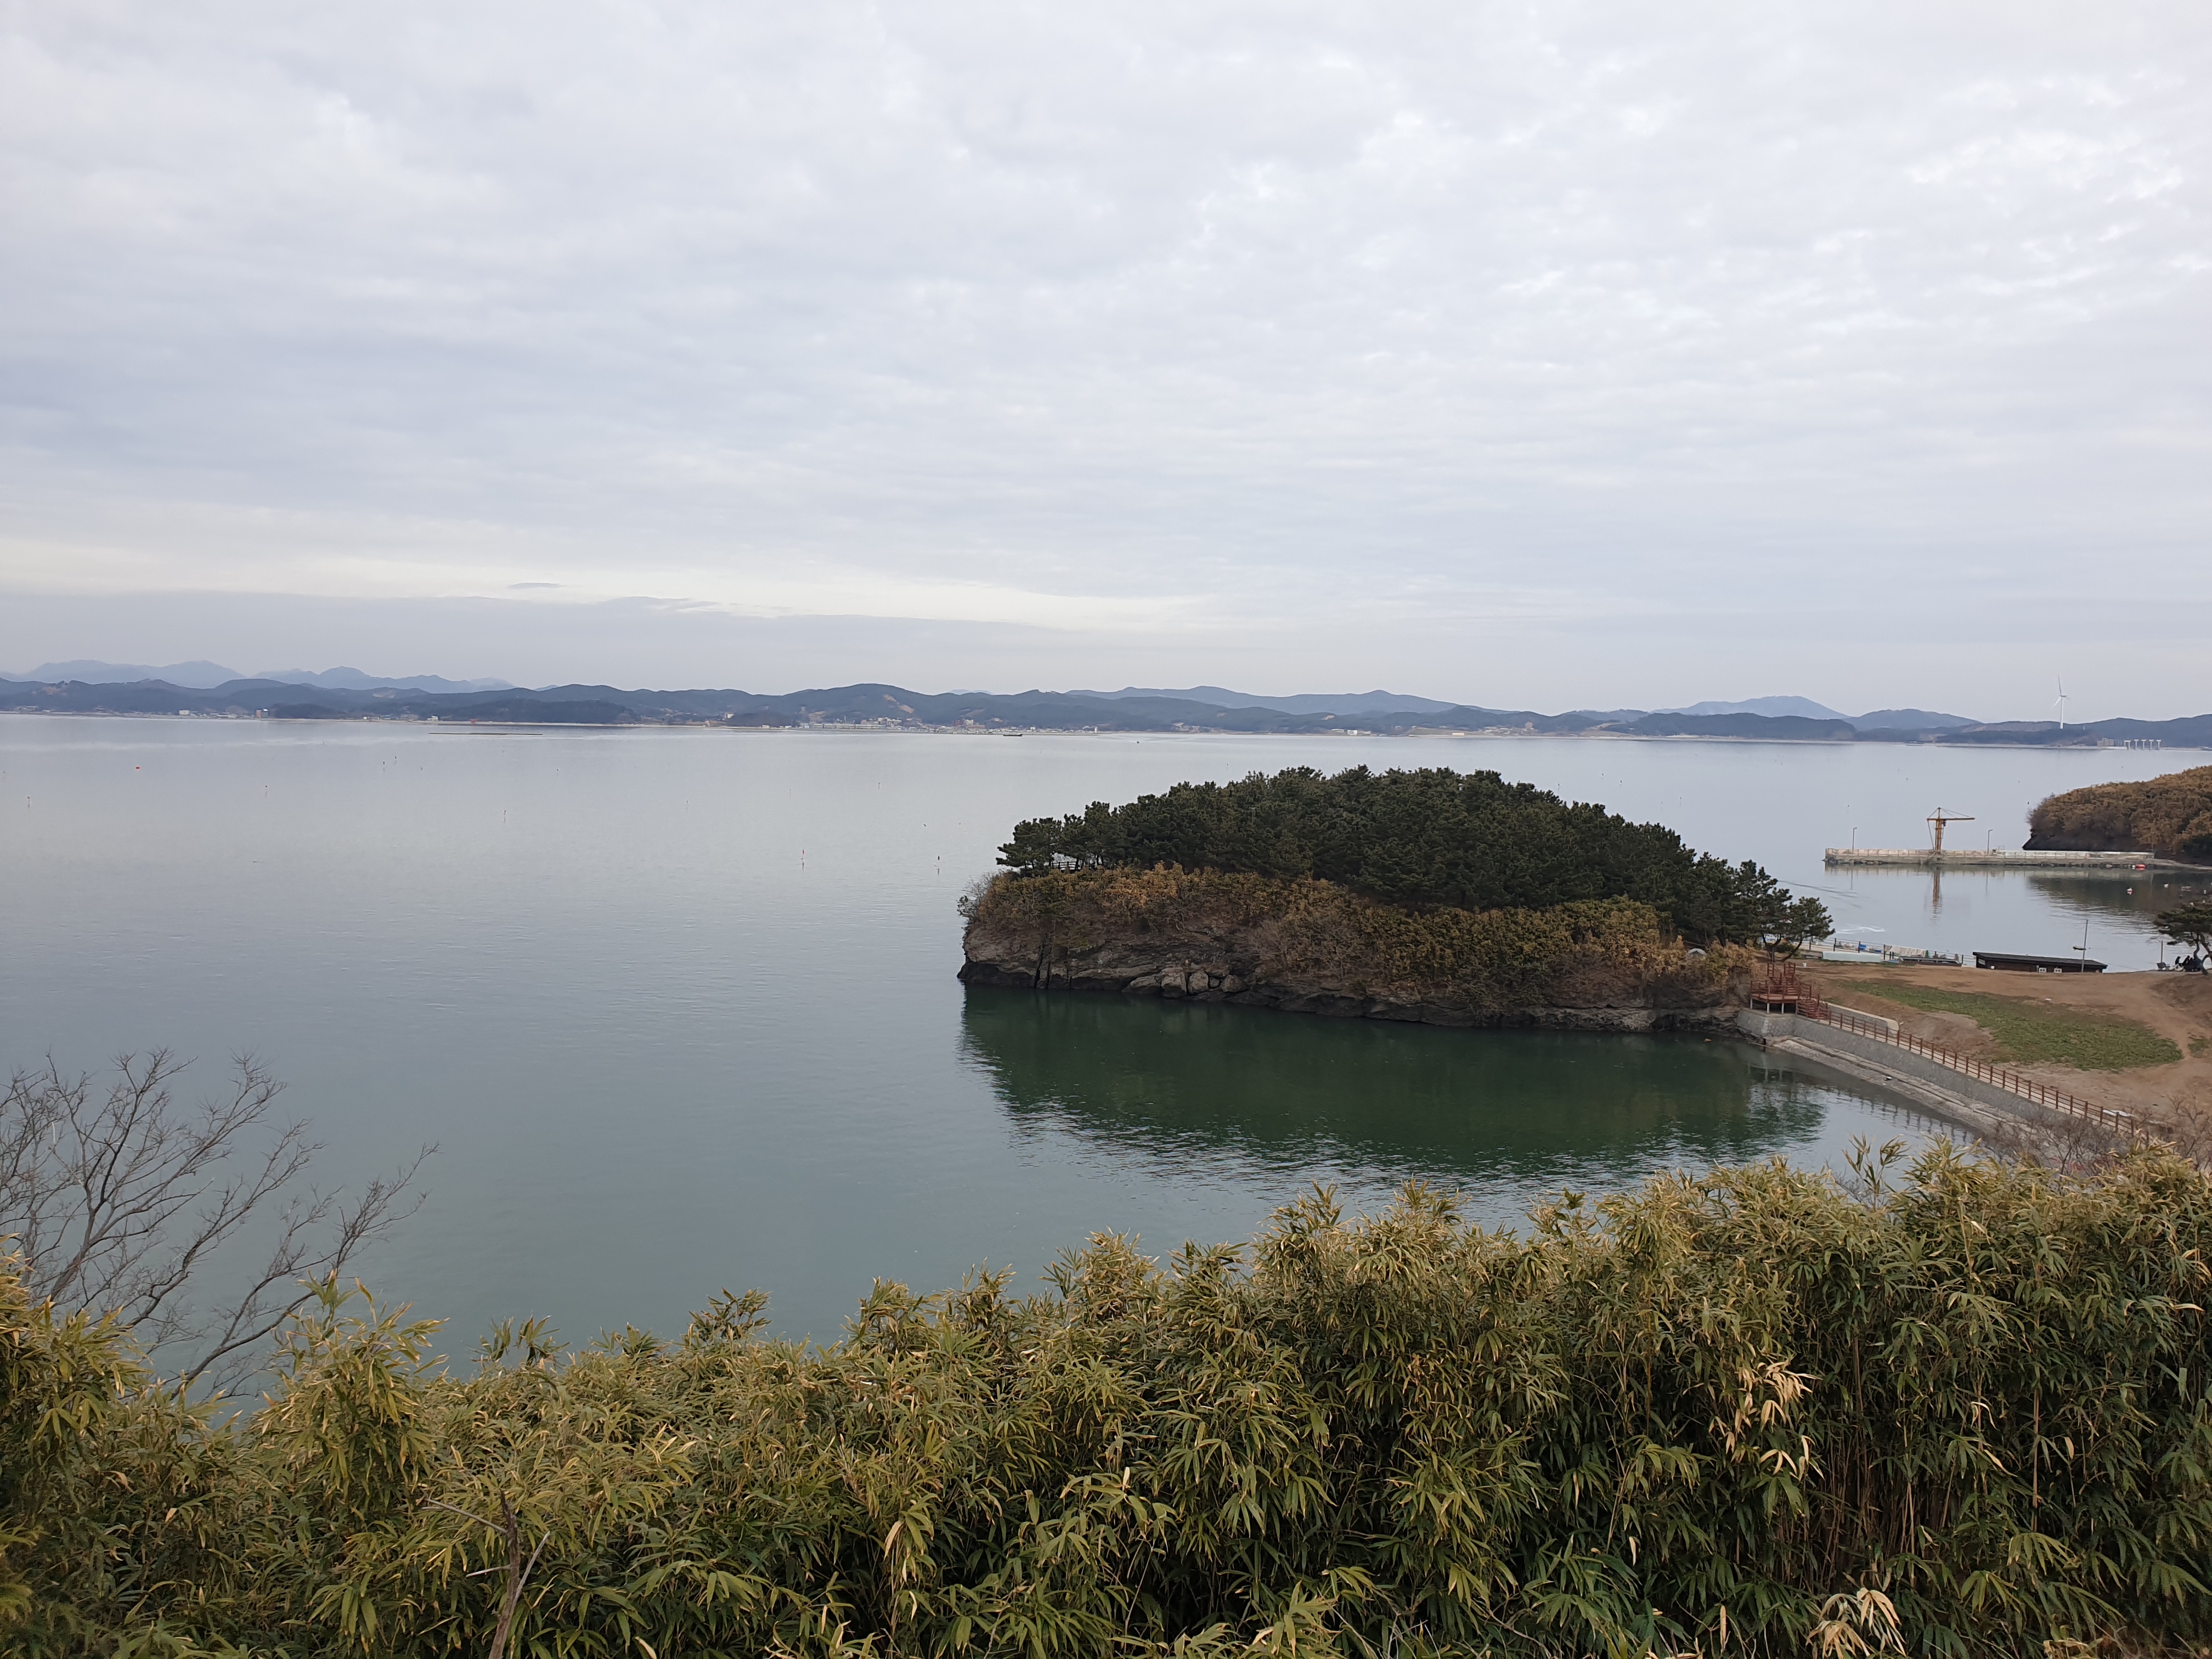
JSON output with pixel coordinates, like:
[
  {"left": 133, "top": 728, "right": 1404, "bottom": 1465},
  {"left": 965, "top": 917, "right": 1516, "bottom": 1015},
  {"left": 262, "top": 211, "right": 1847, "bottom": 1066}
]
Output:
[
  {"left": 2142, "top": 1089, "right": 2212, "bottom": 1171},
  {"left": 0, "top": 1048, "right": 431, "bottom": 1386},
  {"left": 1954, "top": 1095, "right": 2137, "bottom": 1175}
]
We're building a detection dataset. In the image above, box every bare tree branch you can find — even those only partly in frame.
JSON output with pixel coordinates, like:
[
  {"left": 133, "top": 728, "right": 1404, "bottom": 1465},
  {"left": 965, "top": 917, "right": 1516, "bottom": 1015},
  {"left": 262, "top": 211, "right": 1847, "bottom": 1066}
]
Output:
[
  {"left": 184, "top": 1145, "right": 434, "bottom": 1388},
  {"left": 1, "top": 1051, "right": 432, "bottom": 1385}
]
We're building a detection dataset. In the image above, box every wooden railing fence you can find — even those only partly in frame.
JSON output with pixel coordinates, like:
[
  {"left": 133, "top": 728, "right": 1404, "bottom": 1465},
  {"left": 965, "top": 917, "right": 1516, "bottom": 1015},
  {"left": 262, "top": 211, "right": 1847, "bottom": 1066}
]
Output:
[{"left": 1801, "top": 997, "right": 2137, "bottom": 1132}]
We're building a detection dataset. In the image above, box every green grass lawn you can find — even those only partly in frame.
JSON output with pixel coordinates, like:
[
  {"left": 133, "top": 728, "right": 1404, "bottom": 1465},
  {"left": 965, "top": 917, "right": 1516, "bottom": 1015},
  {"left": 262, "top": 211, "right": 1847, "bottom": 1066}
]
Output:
[{"left": 1843, "top": 981, "right": 2183, "bottom": 1071}]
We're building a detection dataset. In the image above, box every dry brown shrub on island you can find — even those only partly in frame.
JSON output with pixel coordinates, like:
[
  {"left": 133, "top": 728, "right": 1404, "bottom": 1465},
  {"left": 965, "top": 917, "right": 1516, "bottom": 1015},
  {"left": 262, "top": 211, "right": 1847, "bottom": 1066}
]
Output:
[
  {"left": 967, "top": 866, "right": 1754, "bottom": 1009},
  {"left": 2029, "top": 765, "right": 2212, "bottom": 862}
]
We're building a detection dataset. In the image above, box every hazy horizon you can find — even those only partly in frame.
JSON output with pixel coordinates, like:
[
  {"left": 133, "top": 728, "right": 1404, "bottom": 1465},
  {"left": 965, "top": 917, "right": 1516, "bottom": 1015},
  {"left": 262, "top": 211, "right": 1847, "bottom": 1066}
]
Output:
[
  {"left": 7, "top": 646, "right": 2174, "bottom": 731},
  {"left": 0, "top": 647, "right": 2006, "bottom": 721},
  {"left": 4, "top": 4, "right": 2208, "bottom": 718}
]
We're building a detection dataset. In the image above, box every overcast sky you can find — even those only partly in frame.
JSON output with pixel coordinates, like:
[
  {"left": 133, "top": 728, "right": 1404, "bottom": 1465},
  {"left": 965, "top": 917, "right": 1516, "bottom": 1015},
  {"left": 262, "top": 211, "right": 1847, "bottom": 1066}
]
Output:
[{"left": 2, "top": 1, "right": 2205, "bottom": 715}]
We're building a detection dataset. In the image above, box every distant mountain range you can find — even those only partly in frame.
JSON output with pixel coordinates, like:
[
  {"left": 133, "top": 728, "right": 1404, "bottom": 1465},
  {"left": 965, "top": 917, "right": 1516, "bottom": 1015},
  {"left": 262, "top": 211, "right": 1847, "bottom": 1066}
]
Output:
[
  {"left": 1651, "top": 697, "right": 1977, "bottom": 731},
  {"left": 250, "top": 665, "right": 517, "bottom": 693},
  {"left": 4, "top": 672, "right": 2203, "bottom": 749},
  {"left": 1072, "top": 686, "right": 1464, "bottom": 715},
  {"left": 0, "top": 660, "right": 513, "bottom": 693},
  {"left": 1053, "top": 688, "right": 1981, "bottom": 731},
  {"left": 0, "top": 658, "right": 252, "bottom": 689}
]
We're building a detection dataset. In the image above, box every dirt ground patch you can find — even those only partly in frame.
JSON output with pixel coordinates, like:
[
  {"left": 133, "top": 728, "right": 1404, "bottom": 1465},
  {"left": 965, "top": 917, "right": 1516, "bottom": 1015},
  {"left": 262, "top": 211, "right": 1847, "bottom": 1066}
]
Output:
[{"left": 1799, "top": 960, "right": 2212, "bottom": 1138}]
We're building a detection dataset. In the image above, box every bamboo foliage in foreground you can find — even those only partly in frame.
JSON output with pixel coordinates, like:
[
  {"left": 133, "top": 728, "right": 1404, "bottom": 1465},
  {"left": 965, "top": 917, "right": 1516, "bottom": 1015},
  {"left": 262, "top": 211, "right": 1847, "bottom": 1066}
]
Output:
[{"left": 4, "top": 1143, "right": 2211, "bottom": 1657}]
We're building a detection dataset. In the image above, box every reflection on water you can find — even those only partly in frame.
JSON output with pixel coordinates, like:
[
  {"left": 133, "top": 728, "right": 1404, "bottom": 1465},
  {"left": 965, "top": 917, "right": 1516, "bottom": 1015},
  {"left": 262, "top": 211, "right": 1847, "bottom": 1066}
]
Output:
[
  {"left": 2026, "top": 871, "right": 2212, "bottom": 929},
  {"left": 959, "top": 988, "right": 1938, "bottom": 1227}
]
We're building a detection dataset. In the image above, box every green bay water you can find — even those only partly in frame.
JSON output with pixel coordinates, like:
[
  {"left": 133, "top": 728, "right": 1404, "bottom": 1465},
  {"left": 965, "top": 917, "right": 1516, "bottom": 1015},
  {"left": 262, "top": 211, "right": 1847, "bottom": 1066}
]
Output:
[{"left": 1, "top": 716, "right": 2199, "bottom": 1346}]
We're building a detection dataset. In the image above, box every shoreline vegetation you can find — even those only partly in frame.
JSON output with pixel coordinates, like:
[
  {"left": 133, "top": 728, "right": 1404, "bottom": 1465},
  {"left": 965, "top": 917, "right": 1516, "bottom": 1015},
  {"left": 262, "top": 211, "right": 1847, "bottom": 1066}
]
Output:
[
  {"left": 8, "top": 676, "right": 2210, "bottom": 748},
  {"left": 9, "top": 1149, "right": 2212, "bottom": 1657},
  {"left": 961, "top": 766, "right": 1816, "bottom": 1027}
]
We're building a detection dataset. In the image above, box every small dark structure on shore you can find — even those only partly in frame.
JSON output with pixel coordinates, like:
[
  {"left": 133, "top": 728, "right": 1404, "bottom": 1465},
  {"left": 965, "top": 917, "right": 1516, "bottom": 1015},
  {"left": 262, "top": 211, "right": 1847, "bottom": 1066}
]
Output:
[{"left": 1973, "top": 950, "right": 2107, "bottom": 974}]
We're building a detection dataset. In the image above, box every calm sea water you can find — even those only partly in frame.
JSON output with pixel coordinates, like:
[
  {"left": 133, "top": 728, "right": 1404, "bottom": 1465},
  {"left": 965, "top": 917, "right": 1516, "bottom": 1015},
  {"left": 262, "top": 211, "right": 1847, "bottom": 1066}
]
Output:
[{"left": 3, "top": 717, "right": 2201, "bottom": 1347}]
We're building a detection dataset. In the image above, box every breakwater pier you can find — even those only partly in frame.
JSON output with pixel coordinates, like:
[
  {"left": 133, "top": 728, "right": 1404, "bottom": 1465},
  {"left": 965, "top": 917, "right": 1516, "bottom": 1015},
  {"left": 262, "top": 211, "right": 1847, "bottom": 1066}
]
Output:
[{"left": 1823, "top": 847, "right": 2174, "bottom": 870}]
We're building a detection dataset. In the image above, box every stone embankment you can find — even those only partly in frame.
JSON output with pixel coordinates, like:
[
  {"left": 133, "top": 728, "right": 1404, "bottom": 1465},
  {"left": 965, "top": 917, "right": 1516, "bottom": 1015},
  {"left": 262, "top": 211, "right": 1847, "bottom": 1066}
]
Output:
[
  {"left": 1823, "top": 848, "right": 2172, "bottom": 870},
  {"left": 1734, "top": 1009, "right": 2102, "bottom": 1143}
]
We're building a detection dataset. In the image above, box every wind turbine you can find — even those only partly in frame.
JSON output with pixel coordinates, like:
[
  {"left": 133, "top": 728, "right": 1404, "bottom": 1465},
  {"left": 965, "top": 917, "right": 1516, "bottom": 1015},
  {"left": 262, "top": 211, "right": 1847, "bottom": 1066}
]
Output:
[{"left": 2053, "top": 674, "right": 2069, "bottom": 731}]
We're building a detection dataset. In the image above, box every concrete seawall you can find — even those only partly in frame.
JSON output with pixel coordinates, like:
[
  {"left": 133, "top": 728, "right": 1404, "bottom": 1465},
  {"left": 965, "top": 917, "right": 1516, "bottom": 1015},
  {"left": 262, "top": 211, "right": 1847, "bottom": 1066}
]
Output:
[
  {"left": 1823, "top": 848, "right": 2168, "bottom": 870},
  {"left": 1734, "top": 1009, "right": 2091, "bottom": 1143}
]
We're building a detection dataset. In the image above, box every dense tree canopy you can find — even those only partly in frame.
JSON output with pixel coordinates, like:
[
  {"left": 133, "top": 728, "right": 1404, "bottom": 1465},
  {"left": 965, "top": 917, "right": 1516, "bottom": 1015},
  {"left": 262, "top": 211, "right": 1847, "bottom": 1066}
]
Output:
[{"left": 998, "top": 766, "right": 1829, "bottom": 946}]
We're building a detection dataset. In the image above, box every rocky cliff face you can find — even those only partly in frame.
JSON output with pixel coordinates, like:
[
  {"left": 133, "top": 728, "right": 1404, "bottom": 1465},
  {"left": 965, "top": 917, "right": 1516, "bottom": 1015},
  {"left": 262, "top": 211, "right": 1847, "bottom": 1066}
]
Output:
[{"left": 957, "top": 868, "right": 1751, "bottom": 1035}]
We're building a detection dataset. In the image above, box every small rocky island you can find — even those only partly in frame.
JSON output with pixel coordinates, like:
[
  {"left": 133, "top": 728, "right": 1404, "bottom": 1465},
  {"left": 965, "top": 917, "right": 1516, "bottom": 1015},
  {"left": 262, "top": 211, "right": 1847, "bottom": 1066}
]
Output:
[{"left": 959, "top": 765, "right": 1828, "bottom": 1034}]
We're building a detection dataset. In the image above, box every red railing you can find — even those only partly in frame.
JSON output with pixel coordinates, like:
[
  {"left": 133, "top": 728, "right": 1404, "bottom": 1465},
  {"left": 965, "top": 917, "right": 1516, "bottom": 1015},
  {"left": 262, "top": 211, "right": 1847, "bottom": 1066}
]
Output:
[{"left": 1805, "top": 1002, "right": 2136, "bottom": 1133}]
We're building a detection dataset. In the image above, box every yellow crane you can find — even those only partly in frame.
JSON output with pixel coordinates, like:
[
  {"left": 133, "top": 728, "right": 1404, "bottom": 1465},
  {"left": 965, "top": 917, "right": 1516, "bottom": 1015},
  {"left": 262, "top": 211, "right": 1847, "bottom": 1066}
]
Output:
[{"left": 1927, "top": 808, "right": 1975, "bottom": 854}]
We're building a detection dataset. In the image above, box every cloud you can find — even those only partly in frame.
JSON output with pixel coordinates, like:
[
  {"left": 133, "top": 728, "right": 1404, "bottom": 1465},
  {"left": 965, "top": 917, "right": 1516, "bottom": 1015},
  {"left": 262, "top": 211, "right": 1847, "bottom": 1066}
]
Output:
[{"left": 0, "top": 1, "right": 2206, "bottom": 708}]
